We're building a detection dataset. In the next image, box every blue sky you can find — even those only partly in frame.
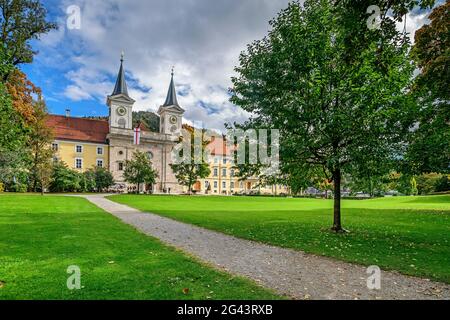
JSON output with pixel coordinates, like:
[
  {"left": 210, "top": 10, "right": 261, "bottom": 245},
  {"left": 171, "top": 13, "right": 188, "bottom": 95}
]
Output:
[{"left": 22, "top": 0, "right": 437, "bottom": 131}]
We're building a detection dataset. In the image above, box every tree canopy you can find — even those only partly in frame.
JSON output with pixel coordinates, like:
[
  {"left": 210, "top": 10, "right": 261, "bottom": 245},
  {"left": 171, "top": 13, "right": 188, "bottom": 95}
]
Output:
[
  {"left": 230, "top": 0, "right": 416, "bottom": 231},
  {"left": 170, "top": 125, "right": 211, "bottom": 194},
  {"left": 405, "top": 0, "right": 449, "bottom": 174},
  {"left": 123, "top": 150, "right": 159, "bottom": 193},
  {"left": 0, "top": 0, "right": 57, "bottom": 67}
]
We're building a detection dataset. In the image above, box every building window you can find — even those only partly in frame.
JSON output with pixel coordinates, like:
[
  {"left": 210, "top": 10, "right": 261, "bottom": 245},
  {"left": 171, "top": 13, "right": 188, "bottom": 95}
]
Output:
[
  {"left": 205, "top": 181, "right": 209, "bottom": 189},
  {"left": 222, "top": 181, "right": 226, "bottom": 189},
  {"left": 213, "top": 168, "right": 218, "bottom": 177},
  {"left": 222, "top": 168, "right": 226, "bottom": 177},
  {"left": 118, "top": 162, "right": 124, "bottom": 171},
  {"left": 53, "top": 157, "right": 58, "bottom": 163},
  {"left": 213, "top": 181, "right": 218, "bottom": 188},
  {"left": 230, "top": 182, "right": 235, "bottom": 189},
  {"left": 223, "top": 158, "right": 227, "bottom": 164},
  {"left": 230, "top": 169, "right": 235, "bottom": 177},
  {"left": 97, "top": 147, "right": 103, "bottom": 155},
  {"left": 97, "top": 159, "right": 104, "bottom": 168},
  {"left": 214, "top": 157, "right": 219, "bottom": 164},
  {"left": 52, "top": 143, "right": 59, "bottom": 151},
  {"left": 76, "top": 145, "right": 83, "bottom": 153},
  {"left": 147, "top": 151, "right": 153, "bottom": 160},
  {"left": 240, "top": 182, "right": 244, "bottom": 188},
  {"left": 75, "top": 158, "right": 83, "bottom": 169}
]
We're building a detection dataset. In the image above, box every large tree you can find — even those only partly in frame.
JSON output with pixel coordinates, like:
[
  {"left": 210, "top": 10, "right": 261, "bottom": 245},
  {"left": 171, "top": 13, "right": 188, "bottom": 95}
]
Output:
[
  {"left": 123, "top": 150, "right": 158, "bottom": 193},
  {"left": 230, "top": 0, "right": 415, "bottom": 232},
  {"left": 28, "top": 99, "right": 54, "bottom": 193},
  {"left": 0, "top": 0, "right": 57, "bottom": 70},
  {"left": 170, "top": 125, "right": 211, "bottom": 194},
  {"left": 406, "top": 0, "right": 449, "bottom": 174}
]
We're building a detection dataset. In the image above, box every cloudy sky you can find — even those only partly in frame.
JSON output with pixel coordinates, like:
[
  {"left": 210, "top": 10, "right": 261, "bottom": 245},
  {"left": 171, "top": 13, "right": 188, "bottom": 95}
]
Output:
[{"left": 23, "top": 0, "right": 438, "bottom": 131}]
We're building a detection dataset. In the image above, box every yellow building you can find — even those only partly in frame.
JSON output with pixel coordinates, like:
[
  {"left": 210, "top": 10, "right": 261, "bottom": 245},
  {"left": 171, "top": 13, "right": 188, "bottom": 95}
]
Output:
[
  {"left": 47, "top": 115, "right": 110, "bottom": 172},
  {"left": 191, "top": 136, "right": 289, "bottom": 195}
]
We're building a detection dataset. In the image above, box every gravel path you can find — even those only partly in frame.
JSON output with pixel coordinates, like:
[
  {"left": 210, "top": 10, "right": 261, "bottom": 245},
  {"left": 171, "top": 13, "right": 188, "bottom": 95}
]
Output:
[{"left": 82, "top": 194, "right": 450, "bottom": 300}]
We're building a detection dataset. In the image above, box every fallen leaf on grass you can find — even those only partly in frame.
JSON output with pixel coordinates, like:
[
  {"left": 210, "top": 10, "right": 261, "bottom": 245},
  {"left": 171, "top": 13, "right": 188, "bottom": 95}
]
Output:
[
  {"left": 0, "top": 281, "right": 5, "bottom": 288},
  {"left": 182, "top": 288, "right": 190, "bottom": 295}
]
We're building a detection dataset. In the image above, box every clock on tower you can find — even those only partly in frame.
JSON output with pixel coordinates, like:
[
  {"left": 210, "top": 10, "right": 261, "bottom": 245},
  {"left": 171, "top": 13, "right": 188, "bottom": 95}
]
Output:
[{"left": 158, "top": 70, "right": 185, "bottom": 136}]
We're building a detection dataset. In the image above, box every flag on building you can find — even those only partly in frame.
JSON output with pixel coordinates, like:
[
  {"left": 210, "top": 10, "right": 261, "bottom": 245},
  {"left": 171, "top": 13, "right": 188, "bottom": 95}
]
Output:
[{"left": 133, "top": 127, "right": 141, "bottom": 145}]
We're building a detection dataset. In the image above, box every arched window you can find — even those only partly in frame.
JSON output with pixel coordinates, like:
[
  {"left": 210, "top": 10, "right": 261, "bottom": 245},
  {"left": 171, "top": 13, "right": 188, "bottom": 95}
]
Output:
[{"left": 147, "top": 151, "right": 154, "bottom": 160}]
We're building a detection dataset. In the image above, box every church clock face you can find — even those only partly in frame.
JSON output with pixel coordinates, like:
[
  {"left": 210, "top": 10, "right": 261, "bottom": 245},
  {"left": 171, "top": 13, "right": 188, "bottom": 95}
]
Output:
[
  {"left": 116, "top": 106, "right": 127, "bottom": 116},
  {"left": 169, "top": 115, "right": 177, "bottom": 125}
]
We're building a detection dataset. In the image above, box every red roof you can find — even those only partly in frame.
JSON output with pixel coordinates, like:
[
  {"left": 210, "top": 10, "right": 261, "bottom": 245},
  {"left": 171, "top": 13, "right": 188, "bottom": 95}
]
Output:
[
  {"left": 207, "top": 136, "right": 236, "bottom": 156},
  {"left": 46, "top": 115, "right": 109, "bottom": 144}
]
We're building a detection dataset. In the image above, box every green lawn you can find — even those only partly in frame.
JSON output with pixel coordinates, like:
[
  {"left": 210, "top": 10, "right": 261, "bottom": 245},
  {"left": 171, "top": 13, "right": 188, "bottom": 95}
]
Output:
[
  {"left": 0, "top": 195, "right": 279, "bottom": 300},
  {"left": 109, "top": 194, "right": 450, "bottom": 283}
]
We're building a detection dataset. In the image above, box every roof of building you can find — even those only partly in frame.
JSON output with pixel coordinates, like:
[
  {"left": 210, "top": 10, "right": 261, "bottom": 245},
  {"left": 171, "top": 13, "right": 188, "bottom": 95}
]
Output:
[
  {"left": 111, "top": 53, "right": 129, "bottom": 97},
  {"left": 163, "top": 71, "right": 179, "bottom": 107},
  {"left": 46, "top": 115, "right": 109, "bottom": 144},
  {"left": 207, "top": 136, "right": 235, "bottom": 156}
]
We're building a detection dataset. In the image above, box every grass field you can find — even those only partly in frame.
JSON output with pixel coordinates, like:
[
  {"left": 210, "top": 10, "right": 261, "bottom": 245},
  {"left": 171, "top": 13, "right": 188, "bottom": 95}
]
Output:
[
  {"left": 109, "top": 195, "right": 450, "bottom": 283},
  {"left": 0, "top": 195, "right": 279, "bottom": 300}
]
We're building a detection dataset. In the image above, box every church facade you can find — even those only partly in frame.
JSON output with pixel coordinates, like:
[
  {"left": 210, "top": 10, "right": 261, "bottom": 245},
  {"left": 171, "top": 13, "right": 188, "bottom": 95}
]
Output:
[{"left": 47, "top": 56, "right": 184, "bottom": 193}]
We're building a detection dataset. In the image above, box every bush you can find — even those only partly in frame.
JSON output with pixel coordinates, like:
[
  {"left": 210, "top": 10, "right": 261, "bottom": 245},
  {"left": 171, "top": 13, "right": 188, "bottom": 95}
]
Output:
[
  {"left": 434, "top": 175, "right": 450, "bottom": 193},
  {"left": 0, "top": 182, "right": 4, "bottom": 193},
  {"left": 49, "top": 161, "right": 81, "bottom": 193}
]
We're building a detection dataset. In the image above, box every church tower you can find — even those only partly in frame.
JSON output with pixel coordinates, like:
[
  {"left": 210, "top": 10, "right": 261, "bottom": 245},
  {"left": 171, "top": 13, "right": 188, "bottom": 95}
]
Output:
[
  {"left": 158, "top": 69, "right": 184, "bottom": 135},
  {"left": 107, "top": 53, "right": 135, "bottom": 130}
]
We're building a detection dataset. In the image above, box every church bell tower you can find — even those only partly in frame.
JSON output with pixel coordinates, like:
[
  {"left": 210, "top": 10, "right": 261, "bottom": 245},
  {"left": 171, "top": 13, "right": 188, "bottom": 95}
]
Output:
[
  {"left": 107, "top": 53, "right": 135, "bottom": 130},
  {"left": 157, "top": 69, "right": 185, "bottom": 136}
]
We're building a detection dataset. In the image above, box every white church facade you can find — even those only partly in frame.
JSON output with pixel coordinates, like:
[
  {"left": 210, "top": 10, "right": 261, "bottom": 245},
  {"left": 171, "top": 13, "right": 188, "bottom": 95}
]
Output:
[{"left": 47, "top": 55, "right": 185, "bottom": 193}]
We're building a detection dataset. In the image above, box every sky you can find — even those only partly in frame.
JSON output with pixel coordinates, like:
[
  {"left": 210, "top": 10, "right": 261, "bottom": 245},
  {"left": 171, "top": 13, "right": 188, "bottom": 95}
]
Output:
[{"left": 22, "top": 0, "right": 438, "bottom": 132}]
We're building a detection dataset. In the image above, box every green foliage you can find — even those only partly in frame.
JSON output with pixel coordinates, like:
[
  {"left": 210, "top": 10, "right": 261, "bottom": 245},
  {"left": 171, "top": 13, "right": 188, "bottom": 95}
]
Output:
[
  {"left": 416, "top": 173, "right": 450, "bottom": 195},
  {"left": 0, "top": 182, "right": 3, "bottom": 192},
  {"left": 49, "top": 161, "right": 82, "bottom": 193},
  {"left": 170, "top": 126, "right": 211, "bottom": 193},
  {"left": 230, "top": 0, "right": 415, "bottom": 230},
  {"left": 0, "top": 0, "right": 57, "bottom": 67},
  {"left": 48, "top": 162, "right": 115, "bottom": 193},
  {"left": 132, "top": 111, "right": 160, "bottom": 132},
  {"left": 123, "top": 150, "right": 158, "bottom": 191},
  {"left": 83, "top": 166, "right": 115, "bottom": 192},
  {"left": 435, "top": 175, "right": 450, "bottom": 192},
  {"left": 0, "top": 79, "right": 28, "bottom": 162},
  {"left": 406, "top": 1, "right": 450, "bottom": 174},
  {"left": 28, "top": 99, "right": 54, "bottom": 193},
  {"left": 81, "top": 169, "right": 97, "bottom": 193}
]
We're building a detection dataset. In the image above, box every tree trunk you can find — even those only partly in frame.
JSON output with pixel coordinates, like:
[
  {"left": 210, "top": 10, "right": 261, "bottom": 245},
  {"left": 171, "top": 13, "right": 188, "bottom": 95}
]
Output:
[{"left": 331, "top": 168, "right": 343, "bottom": 232}]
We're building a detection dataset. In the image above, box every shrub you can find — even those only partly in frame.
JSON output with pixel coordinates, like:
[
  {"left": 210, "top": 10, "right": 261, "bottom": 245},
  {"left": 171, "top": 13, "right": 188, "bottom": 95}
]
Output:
[{"left": 49, "top": 161, "right": 81, "bottom": 193}]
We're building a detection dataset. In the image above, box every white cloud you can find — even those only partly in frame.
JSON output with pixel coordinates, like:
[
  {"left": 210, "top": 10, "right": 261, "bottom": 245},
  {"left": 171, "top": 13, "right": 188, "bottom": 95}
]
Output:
[
  {"left": 35, "top": 1, "right": 433, "bottom": 131},
  {"left": 64, "top": 85, "right": 92, "bottom": 101},
  {"left": 35, "top": 0, "right": 292, "bottom": 130}
]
